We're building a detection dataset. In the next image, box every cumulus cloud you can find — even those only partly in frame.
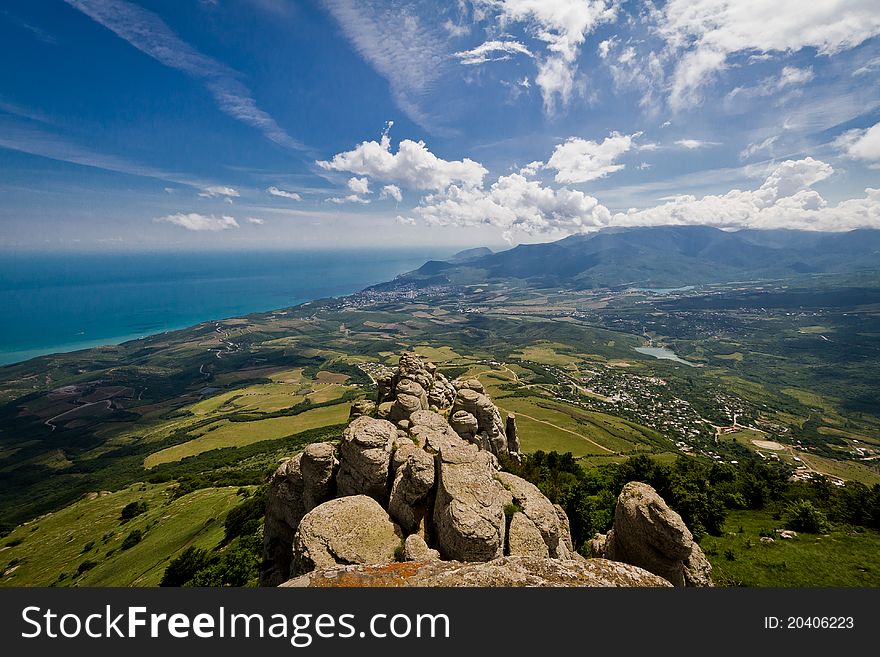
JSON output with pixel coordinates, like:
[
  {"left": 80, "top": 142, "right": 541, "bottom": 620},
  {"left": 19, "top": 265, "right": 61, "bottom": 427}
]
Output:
[
  {"left": 199, "top": 185, "right": 239, "bottom": 198},
  {"left": 347, "top": 176, "right": 371, "bottom": 194},
  {"left": 156, "top": 213, "right": 239, "bottom": 231},
  {"left": 380, "top": 184, "right": 403, "bottom": 202},
  {"left": 455, "top": 40, "right": 533, "bottom": 65},
  {"left": 317, "top": 127, "right": 487, "bottom": 190},
  {"left": 546, "top": 132, "right": 641, "bottom": 183},
  {"left": 267, "top": 186, "right": 302, "bottom": 201},
  {"left": 246, "top": 217, "right": 265, "bottom": 225},
  {"left": 658, "top": 0, "right": 880, "bottom": 109},
  {"left": 471, "top": 0, "right": 618, "bottom": 113},
  {"left": 834, "top": 122, "right": 880, "bottom": 163},
  {"left": 608, "top": 158, "right": 880, "bottom": 231},
  {"left": 728, "top": 66, "right": 814, "bottom": 100}
]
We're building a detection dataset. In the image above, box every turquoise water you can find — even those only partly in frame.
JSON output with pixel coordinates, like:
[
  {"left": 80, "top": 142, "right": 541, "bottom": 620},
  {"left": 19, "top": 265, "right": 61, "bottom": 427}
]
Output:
[
  {"left": 634, "top": 346, "right": 697, "bottom": 366},
  {"left": 0, "top": 249, "right": 450, "bottom": 365}
]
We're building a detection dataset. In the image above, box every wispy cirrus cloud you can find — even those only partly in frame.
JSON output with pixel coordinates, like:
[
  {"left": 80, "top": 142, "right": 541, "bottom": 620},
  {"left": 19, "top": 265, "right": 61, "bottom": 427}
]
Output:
[
  {"left": 320, "top": 0, "right": 453, "bottom": 133},
  {"left": 63, "top": 0, "right": 304, "bottom": 150}
]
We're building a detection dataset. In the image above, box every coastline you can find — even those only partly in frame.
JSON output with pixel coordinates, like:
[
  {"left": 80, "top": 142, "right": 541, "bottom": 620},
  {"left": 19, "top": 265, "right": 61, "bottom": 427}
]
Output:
[{"left": 0, "top": 248, "right": 451, "bottom": 367}]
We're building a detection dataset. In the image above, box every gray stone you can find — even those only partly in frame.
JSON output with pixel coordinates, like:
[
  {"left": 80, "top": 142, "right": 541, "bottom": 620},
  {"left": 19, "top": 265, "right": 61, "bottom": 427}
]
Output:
[
  {"left": 403, "top": 534, "right": 439, "bottom": 562},
  {"left": 335, "top": 416, "right": 397, "bottom": 502},
  {"left": 388, "top": 446, "right": 435, "bottom": 533},
  {"left": 432, "top": 447, "right": 511, "bottom": 561},
  {"left": 300, "top": 442, "right": 338, "bottom": 512},
  {"left": 508, "top": 512, "right": 550, "bottom": 557},
  {"left": 291, "top": 495, "right": 403, "bottom": 576},
  {"left": 590, "top": 482, "right": 712, "bottom": 587},
  {"left": 261, "top": 454, "right": 304, "bottom": 586}
]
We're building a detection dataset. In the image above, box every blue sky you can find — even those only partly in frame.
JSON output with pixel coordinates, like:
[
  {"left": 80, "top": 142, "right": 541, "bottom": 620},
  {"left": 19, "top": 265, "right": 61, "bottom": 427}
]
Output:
[{"left": 1, "top": 0, "right": 879, "bottom": 250}]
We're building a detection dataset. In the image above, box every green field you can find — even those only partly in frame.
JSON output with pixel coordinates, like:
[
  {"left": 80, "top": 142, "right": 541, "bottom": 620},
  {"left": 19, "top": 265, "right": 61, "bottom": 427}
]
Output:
[
  {"left": 1, "top": 483, "right": 244, "bottom": 587},
  {"left": 704, "top": 510, "right": 880, "bottom": 587},
  {"left": 144, "top": 403, "right": 350, "bottom": 467},
  {"left": 494, "top": 396, "right": 664, "bottom": 457}
]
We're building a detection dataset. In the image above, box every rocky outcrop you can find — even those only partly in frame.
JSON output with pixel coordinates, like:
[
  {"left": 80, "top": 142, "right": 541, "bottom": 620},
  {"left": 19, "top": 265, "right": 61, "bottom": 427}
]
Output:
[
  {"left": 388, "top": 444, "right": 435, "bottom": 533},
  {"left": 497, "top": 471, "right": 571, "bottom": 559},
  {"left": 300, "top": 442, "right": 338, "bottom": 512},
  {"left": 335, "top": 416, "right": 398, "bottom": 502},
  {"left": 348, "top": 398, "right": 376, "bottom": 420},
  {"left": 377, "top": 353, "right": 457, "bottom": 418},
  {"left": 589, "top": 482, "right": 713, "bottom": 587},
  {"left": 291, "top": 495, "right": 403, "bottom": 576},
  {"left": 432, "top": 445, "right": 511, "bottom": 561},
  {"left": 264, "top": 351, "right": 717, "bottom": 589},
  {"left": 261, "top": 454, "right": 305, "bottom": 586},
  {"left": 281, "top": 556, "right": 672, "bottom": 588},
  {"left": 506, "top": 413, "right": 520, "bottom": 458}
]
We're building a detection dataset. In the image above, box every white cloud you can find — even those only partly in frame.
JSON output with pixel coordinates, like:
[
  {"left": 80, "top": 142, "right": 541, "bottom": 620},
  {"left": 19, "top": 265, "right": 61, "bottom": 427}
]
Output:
[
  {"left": 246, "top": 217, "right": 266, "bottom": 225},
  {"left": 317, "top": 128, "right": 487, "bottom": 190},
  {"left": 410, "top": 172, "right": 611, "bottom": 237},
  {"left": 199, "top": 185, "right": 239, "bottom": 198},
  {"left": 156, "top": 213, "right": 239, "bottom": 231},
  {"left": 380, "top": 184, "right": 403, "bottom": 202},
  {"left": 320, "top": 0, "right": 450, "bottom": 131},
  {"left": 455, "top": 40, "right": 533, "bottom": 65},
  {"left": 267, "top": 186, "right": 302, "bottom": 201},
  {"left": 326, "top": 194, "right": 370, "bottom": 204},
  {"left": 834, "top": 122, "right": 880, "bottom": 163},
  {"left": 609, "top": 158, "right": 880, "bottom": 231},
  {"left": 740, "top": 135, "right": 778, "bottom": 160},
  {"left": 659, "top": 0, "right": 880, "bottom": 109},
  {"left": 546, "top": 132, "right": 641, "bottom": 183},
  {"left": 347, "top": 176, "right": 371, "bottom": 195},
  {"left": 395, "top": 214, "right": 416, "bottom": 226},
  {"left": 728, "top": 66, "right": 814, "bottom": 100},
  {"left": 637, "top": 162, "right": 652, "bottom": 170},
  {"left": 519, "top": 160, "right": 544, "bottom": 176},
  {"left": 472, "top": 0, "right": 618, "bottom": 113},
  {"left": 64, "top": 0, "right": 303, "bottom": 149},
  {"left": 854, "top": 56, "right": 880, "bottom": 76},
  {"left": 674, "top": 139, "right": 719, "bottom": 150}
]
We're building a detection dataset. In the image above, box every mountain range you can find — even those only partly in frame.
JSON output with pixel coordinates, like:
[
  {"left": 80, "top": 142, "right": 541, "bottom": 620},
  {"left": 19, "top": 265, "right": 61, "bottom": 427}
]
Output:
[{"left": 379, "top": 226, "right": 880, "bottom": 290}]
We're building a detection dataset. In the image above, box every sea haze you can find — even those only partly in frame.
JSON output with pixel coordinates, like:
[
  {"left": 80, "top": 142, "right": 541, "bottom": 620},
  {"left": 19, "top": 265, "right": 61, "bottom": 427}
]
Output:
[{"left": 0, "top": 249, "right": 450, "bottom": 365}]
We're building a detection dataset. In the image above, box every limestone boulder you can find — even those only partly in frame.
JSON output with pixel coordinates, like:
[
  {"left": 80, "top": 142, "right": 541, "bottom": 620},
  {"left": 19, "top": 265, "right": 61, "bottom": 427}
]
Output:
[
  {"left": 432, "top": 448, "right": 512, "bottom": 561},
  {"left": 335, "top": 416, "right": 397, "bottom": 502},
  {"left": 403, "top": 534, "right": 439, "bottom": 562},
  {"left": 590, "top": 482, "right": 712, "bottom": 587},
  {"left": 497, "top": 471, "right": 567, "bottom": 558},
  {"left": 300, "top": 442, "right": 337, "bottom": 512},
  {"left": 348, "top": 398, "right": 376, "bottom": 420},
  {"left": 291, "top": 495, "right": 403, "bottom": 576},
  {"left": 388, "top": 445, "right": 435, "bottom": 533},
  {"left": 261, "top": 454, "right": 305, "bottom": 586},
  {"left": 508, "top": 512, "right": 550, "bottom": 557}
]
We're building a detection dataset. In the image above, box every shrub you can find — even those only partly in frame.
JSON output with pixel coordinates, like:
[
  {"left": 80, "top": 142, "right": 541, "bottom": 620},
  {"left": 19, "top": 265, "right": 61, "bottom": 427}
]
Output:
[
  {"left": 119, "top": 501, "right": 148, "bottom": 523},
  {"left": 76, "top": 560, "right": 98, "bottom": 576},
  {"left": 785, "top": 499, "right": 830, "bottom": 533},
  {"left": 120, "top": 530, "right": 143, "bottom": 550},
  {"left": 160, "top": 547, "right": 210, "bottom": 587}
]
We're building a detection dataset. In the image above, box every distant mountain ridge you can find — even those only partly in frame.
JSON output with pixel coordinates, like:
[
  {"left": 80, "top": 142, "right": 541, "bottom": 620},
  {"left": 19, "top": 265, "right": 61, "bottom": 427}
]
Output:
[{"left": 376, "top": 226, "right": 880, "bottom": 290}]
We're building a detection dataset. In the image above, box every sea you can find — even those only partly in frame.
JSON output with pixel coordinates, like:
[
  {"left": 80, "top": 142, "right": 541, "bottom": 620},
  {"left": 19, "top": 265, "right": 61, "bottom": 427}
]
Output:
[{"left": 0, "top": 249, "right": 451, "bottom": 366}]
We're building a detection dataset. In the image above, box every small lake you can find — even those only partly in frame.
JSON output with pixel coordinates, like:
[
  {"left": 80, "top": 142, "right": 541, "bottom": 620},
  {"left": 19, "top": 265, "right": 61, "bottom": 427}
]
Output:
[{"left": 634, "top": 346, "right": 697, "bottom": 366}]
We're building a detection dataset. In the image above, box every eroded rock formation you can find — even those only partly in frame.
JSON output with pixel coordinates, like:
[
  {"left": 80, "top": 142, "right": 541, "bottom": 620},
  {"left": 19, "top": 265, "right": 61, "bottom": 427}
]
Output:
[
  {"left": 261, "top": 352, "right": 709, "bottom": 588},
  {"left": 589, "top": 481, "right": 713, "bottom": 587}
]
